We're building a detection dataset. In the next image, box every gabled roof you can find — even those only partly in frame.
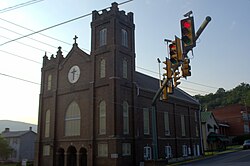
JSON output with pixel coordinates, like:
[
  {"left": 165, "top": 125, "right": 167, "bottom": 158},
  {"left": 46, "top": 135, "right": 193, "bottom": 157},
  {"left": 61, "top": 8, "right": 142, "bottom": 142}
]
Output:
[
  {"left": 201, "top": 111, "right": 212, "bottom": 123},
  {"left": 60, "top": 43, "right": 90, "bottom": 67},
  {"left": 1, "top": 130, "right": 36, "bottom": 138},
  {"left": 134, "top": 72, "right": 199, "bottom": 105}
]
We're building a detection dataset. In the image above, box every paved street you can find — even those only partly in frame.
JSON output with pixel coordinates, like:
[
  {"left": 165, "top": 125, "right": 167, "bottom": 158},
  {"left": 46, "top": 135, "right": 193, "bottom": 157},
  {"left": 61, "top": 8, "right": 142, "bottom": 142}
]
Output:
[{"left": 181, "top": 149, "right": 250, "bottom": 166}]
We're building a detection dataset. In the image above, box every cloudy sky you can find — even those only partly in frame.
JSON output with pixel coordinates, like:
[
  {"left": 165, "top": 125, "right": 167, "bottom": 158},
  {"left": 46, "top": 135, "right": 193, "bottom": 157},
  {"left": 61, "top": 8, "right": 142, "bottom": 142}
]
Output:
[{"left": 0, "top": 0, "right": 249, "bottom": 124}]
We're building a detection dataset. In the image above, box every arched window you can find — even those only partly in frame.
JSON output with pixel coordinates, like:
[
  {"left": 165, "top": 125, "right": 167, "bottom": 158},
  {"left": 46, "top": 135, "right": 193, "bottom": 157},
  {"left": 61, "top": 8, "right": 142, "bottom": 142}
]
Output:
[
  {"left": 100, "top": 59, "right": 106, "bottom": 78},
  {"left": 99, "top": 100, "right": 106, "bottom": 134},
  {"left": 47, "top": 74, "right": 52, "bottom": 90},
  {"left": 122, "top": 59, "right": 128, "bottom": 79},
  {"left": 65, "top": 101, "right": 81, "bottom": 136},
  {"left": 123, "top": 101, "right": 129, "bottom": 134},
  {"left": 45, "top": 109, "right": 50, "bottom": 138}
]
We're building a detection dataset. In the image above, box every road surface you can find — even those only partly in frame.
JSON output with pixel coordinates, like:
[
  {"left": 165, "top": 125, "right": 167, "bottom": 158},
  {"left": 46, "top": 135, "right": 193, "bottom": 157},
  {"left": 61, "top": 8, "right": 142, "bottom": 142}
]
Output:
[{"left": 182, "top": 149, "right": 250, "bottom": 166}]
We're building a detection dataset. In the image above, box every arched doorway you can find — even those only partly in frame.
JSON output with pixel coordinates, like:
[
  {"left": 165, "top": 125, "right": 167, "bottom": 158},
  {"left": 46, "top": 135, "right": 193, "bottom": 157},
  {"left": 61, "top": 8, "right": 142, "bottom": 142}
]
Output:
[
  {"left": 79, "top": 148, "right": 87, "bottom": 166},
  {"left": 67, "top": 146, "right": 77, "bottom": 166},
  {"left": 56, "top": 148, "right": 64, "bottom": 166}
]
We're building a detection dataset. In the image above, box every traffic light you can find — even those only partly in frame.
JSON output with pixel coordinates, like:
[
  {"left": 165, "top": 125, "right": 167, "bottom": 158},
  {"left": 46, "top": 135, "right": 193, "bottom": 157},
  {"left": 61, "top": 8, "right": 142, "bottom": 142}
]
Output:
[
  {"left": 163, "top": 59, "right": 172, "bottom": 79},
  {"left": 175, "top": 36, "right": 183, "bottom": 62},
  {"left": 173, "top": 71, "right": 181, "bottom": 87},
  {"left": 182, "top": 58, "right": 191, "bottom": 77},
  {"left": 167, "top": 79, "right": 173, "bottom": 94},
  {"left": 180, "top": 17, "right": 196, "bottom": 52},
  {"left": 169, "top": 42, "right": 178, "bottom": 65},
  {"left": 161, "top": 85, "right": 168, "bottom": 100}
]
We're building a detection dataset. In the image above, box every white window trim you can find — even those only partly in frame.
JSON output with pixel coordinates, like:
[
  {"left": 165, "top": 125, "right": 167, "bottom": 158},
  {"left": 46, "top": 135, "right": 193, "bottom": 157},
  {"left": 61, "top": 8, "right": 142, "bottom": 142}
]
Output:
[
  {"left": 43, "top": 145, "right": 50, "bottom": 156},
  {"left": 98, "top": 143, "right": 108, "bottom": 157},
  {"left": 100, "top": 59, "right": 106, "bottom": 78},
  {"left": 143, "top": 108, "right": 150, "bottom": 135},
  {"left": 65, "top": 101, "right": 81, "bottom": 136},
  {"left": 121, "top": 29, "right": 128, "bottom": 47},
  {"left": 122, "top": 143, "right": 131, "bottom": 156},
  {"left": 99, "top": 28, "right": 107, "bottom": 47},
  {"left": 165, "top": 146, "right": 172, "bottom": 159},
  {"left": 47, "top": 74, "right": 52, "bottom": 90},
  {"left": 122, "top": 59, "right": 128, "bottom": 79},
  {"left": 182, "top": 145, "right": 188, "bottom": 157},
  {"left": 99, "top": 101, "right": 106, "bottom": 135},
  {"left": 144, "top": 146, "right": 152, "bottom": 160},
  {"left": 123, "top": 101, "right": 129, "bottom": 134},
  {"left": 181, "top": 115, "right": 186, "bottom": 136},
  {"left": 164, "top": 112, "right": 170, "bottom": 136},
  {"left": 45, "top": 109, "right": 50, "bottom": 138}
]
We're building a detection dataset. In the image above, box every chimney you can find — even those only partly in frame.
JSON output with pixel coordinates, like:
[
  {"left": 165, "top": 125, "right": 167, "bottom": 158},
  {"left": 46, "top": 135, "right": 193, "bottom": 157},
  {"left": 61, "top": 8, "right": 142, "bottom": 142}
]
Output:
[{"left": 3, "top": 128, "right": 10, "bottom": 133}]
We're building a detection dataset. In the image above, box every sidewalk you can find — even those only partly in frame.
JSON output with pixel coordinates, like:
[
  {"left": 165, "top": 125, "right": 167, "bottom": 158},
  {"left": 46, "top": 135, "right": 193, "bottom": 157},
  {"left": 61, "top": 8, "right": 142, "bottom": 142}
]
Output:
[{"left": 168, "top": 146, "right": 242, "bottom": 165}]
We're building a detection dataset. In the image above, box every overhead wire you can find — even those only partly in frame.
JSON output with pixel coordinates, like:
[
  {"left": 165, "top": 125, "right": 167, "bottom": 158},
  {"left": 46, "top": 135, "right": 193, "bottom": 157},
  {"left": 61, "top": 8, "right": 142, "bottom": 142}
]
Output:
[
  {"left": 0, "top": 26, "right": 69, "bottom": 53},
  {"left": 0, "top": 0, "right": 216, "bottom": 95},
  {"left": 0, "top": 0, "right": 134, "bottom": 47},
  {"left": 0, "top": 72, "right": 40, "bottom": 85},
  {"left": 0, "top": 44, "right": 217, "bottom": 95},
  {"left": 0, "top": 49, "right": 41, "bottom": 64},
  {"left": 0, "top": 17, "right": 71, "bottom": 46},
  {"left": 0, "top": 34, "right": 53, "bottom": 54},
  {"left": 0, "top": 0, "right": 44, "bottom": 14}
]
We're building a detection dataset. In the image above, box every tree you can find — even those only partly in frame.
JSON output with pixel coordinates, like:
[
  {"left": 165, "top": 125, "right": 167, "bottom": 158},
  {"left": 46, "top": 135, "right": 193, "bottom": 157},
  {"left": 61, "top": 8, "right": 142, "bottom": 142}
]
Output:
[
  {"left": 0, "top": 135, "right": 12, "bottom": 161},
  {"left": 194, "top": 82, "right": 250, "bottom": 110},
  {"left": 216, "top": 88, "right": 225, "bottom": 94}
]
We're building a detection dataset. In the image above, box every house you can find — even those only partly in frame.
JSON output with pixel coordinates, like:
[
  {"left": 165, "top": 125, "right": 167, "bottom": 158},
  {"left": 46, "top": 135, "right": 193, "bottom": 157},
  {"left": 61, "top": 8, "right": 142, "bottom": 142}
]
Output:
[
  {"left": 1, "top": 127, "right": 37, "bottom": 162},
  {"left": 216, "top": 120, "right": 230, "bottom": 136},
  {"left": 200, "top": 111, "right": 228, "bottom": 151},
  {"left": 35, "top": 3, "right": 202, "bottom": 166},
  {"left": 211, "top": 104, "right": 250, "bottom": 139}
]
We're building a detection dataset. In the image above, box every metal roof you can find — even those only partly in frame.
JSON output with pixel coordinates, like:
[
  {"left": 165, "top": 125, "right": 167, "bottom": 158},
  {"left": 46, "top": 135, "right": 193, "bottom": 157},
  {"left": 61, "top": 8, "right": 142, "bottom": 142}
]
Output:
[
  {"left": 135, "top": 72, "right": 200, "bottom": 105},
  {"left": 1, "top": 130, "right": 36, "bottom": 138}
]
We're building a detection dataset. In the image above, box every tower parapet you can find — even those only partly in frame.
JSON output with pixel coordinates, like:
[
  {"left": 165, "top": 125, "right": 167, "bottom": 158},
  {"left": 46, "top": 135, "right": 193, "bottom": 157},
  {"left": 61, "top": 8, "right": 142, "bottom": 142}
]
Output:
[
  {"left": 92, "top": 2, "right": 133, "bottom": 24},
  {"left": 42, "top": 47, "right": 65, "bottom": 68}
]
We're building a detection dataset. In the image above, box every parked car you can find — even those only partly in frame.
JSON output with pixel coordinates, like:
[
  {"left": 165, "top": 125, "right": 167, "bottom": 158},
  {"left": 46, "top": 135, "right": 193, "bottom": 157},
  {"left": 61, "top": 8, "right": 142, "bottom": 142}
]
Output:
[{"left": 243, "top": 139, "right": 250, "bottom": 149}]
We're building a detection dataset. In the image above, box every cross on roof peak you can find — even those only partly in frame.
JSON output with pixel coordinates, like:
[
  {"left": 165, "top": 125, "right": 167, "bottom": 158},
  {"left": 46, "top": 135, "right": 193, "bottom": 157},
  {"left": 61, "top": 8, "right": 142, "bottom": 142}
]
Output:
[{"left": 73, "top": 35, "right": 78, "bottom": 44}]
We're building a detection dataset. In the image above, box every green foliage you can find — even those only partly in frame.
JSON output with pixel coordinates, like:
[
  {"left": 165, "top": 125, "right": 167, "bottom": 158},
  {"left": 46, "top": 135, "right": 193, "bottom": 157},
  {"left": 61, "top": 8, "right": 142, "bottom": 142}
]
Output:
[
  {"left": 195, "top": 83, "right": 250, "bottom": 110},
  {"left": 232, "top": 134, "right": 250, "bottom": 145},
  {"left": 0, "top": 135, "right": 12, "bottom": 161}
]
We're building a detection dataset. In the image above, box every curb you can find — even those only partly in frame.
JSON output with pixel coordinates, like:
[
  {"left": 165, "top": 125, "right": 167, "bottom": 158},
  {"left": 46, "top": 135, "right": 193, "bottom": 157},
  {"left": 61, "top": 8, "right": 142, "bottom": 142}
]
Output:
[{"left": 168, "top": 148, "right": 242, "bottom": 165}]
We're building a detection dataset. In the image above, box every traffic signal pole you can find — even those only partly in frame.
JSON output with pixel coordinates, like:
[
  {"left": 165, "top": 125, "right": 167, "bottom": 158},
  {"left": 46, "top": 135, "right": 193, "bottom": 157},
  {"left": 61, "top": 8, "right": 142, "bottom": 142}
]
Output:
[
  {"left": 151, "top": 78, "right": 169, "bottom": 161},
  {"left": 151, "top": 65, "right": 179, "bottom": 161},
  {"left": 150, "top": 15, "right": 211, "bottom": 162},
  {"left": 194, "top": 16, "right": 211, "bottom": 42}
]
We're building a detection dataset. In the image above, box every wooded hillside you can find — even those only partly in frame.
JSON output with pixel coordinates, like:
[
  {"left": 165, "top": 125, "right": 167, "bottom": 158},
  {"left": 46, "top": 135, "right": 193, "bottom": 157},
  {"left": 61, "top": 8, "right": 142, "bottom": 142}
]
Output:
[{"left": 194, "top": 83, "right": 250, "bottom": 111}]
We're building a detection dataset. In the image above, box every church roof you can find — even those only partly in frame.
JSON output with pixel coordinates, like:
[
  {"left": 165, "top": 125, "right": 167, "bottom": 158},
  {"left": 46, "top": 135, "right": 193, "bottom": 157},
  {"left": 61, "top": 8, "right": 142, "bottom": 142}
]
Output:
[{"left": 135, "top": 72, "right": 199, "bottom": 105}]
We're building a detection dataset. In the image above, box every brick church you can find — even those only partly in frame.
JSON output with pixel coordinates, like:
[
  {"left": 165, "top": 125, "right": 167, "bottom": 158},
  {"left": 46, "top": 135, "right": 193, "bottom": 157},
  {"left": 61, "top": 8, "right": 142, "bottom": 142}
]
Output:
[{"left": 35, "top": 2, "right": 202, "bottom": 166}]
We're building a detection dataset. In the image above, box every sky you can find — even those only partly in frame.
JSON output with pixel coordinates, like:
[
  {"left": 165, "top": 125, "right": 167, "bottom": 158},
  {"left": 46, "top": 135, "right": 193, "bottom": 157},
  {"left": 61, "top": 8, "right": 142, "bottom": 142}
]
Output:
[{"left": 0, "top": 0, "right": 249, "bottom": 124}]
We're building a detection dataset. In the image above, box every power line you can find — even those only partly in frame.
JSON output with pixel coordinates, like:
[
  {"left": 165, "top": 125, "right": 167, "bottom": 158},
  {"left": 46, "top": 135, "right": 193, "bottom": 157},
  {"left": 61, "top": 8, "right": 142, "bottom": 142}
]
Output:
[
  {"left": 0, "top": 72, "right": 40, "bottom": 85},
  {"left": 180, "top": 86, "right": 211, "bottom": 94},
  {"left": 0, "top": 34, "right": 53, "bottom": 54},
  {"left": 0, "top": 49, "right": 41, "bottom": 64},
  {"left": 0, "top": 25, "right": 69, "bottom": 53},
  {"left": 0, "top": 45, "right": 217, "bottom": 94},
  {"left": 182, "top": 80, "right": 218, "bottom": 89},
  {"left": 0, "top": 0, "right": 133, "bottom": 47},
  {"left": 0, "top": 18, "right": 90, "bottom": 53},
  {"left": 0, "top": 0, "right": 44, "bottom": 14},
  {"left": 0, "top": 17, "right": 71, "bottom": 46}
]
